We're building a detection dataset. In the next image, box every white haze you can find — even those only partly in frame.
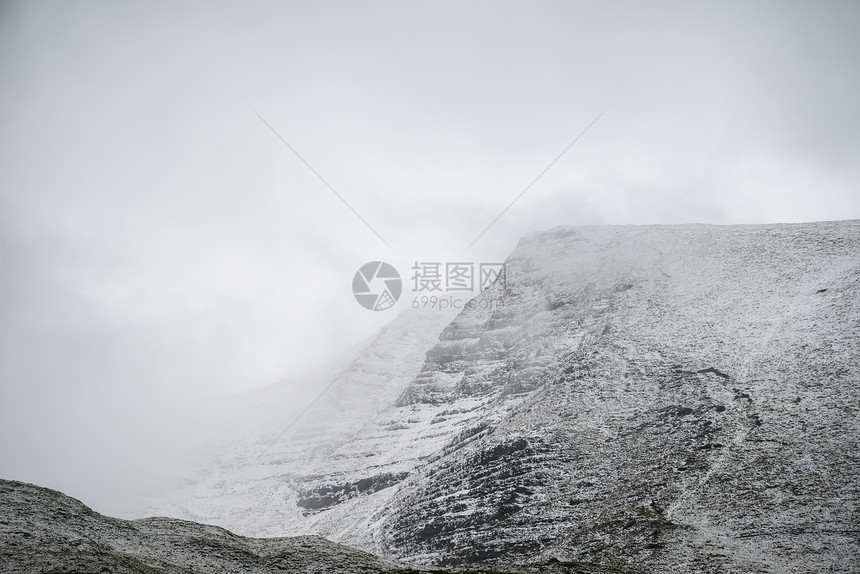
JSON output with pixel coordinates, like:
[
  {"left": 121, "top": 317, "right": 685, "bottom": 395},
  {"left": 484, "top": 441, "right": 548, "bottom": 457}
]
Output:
[{"left": 1, "top": 0, "right": 858, "bottom": 516}]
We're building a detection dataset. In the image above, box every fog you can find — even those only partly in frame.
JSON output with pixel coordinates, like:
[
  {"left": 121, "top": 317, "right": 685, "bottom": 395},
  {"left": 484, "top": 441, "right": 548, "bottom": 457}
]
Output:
[{"left": 1, "top": 0, "right": 858, "bottom": 516}]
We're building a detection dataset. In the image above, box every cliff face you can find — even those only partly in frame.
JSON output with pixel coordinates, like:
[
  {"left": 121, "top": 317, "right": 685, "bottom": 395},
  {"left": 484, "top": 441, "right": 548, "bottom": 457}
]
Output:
[{"left": 154, "top": 222, "right": 860, "bottom": 573}]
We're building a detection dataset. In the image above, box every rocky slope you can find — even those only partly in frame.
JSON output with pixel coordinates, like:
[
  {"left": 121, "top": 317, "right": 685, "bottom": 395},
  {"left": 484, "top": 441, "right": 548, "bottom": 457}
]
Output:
[
  {"left": 0, "top": 479, "right": 633, "bottom": 574},
  {"left": 0, "top": 478, "right": 407, "bottom": 574},
  {"left": 153, "top": 222, "right": 860, "bottom": 573},
  {"left": 375, "top": 222, "right": 860, "bottom": 573}
]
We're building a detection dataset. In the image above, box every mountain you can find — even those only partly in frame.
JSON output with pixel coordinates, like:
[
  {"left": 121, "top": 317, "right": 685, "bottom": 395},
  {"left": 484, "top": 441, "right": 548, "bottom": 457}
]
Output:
[
  {"left": 148, "top": 308, "right": 458, "bottom": 535},
  {"left": 152, "top": 222, "right": 860, "bottom": 573},
  {"left": 0, "top": 479, "right": 633, "bottom": 574},
  {"left": 0, "top": 478, "right": 406, "bottom": 574}
]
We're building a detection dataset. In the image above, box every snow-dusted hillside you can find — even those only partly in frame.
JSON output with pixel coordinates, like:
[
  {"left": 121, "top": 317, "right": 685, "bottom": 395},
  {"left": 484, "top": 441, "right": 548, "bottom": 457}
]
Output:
[
  {"left": 0, "top": 479, "right": 413, "bottom": 574},
  {"left": 374, "top": 222, "right": 860, "bottom": 573},
  {"left": 4, "top": 479, "right": 637, "bottom": 573},
  {"left": 153, "top": 222, "right": 860, "bottom": 573}
]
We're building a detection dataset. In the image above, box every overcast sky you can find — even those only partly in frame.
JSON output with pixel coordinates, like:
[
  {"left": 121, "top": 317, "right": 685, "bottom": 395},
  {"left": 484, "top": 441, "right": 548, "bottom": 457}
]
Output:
[{"left": 1, "top": 0, "right": 859, "bottom": 515}]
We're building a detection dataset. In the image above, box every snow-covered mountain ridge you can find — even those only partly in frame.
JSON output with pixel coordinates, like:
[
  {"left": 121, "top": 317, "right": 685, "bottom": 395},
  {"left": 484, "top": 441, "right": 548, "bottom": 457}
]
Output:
[{"left": 154, "top": 222, "right": 860, "bottom": 573}]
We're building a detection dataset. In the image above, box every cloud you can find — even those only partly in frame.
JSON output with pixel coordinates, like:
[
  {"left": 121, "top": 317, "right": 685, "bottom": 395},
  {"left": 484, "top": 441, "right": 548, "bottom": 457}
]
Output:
[{"left": 1, "top": 0, "right": 858, "bottom": 514}]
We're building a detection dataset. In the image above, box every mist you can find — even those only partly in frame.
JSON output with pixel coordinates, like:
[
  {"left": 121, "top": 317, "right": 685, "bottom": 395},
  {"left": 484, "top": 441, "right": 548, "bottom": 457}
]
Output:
[{"left": 1, "top": 0, "right": 858, "bottom": 516}]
